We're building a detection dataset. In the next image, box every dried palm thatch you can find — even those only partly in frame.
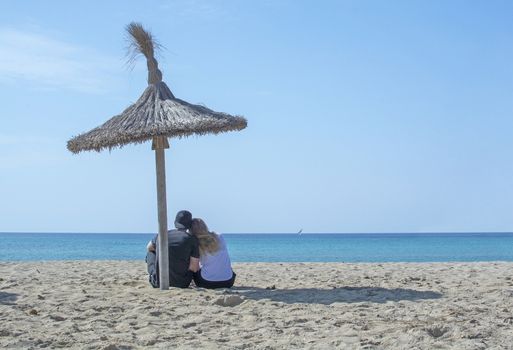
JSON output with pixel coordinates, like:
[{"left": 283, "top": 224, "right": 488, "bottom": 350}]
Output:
[{"left": 67, "top": 22, "right": 247, "bottom": 154}]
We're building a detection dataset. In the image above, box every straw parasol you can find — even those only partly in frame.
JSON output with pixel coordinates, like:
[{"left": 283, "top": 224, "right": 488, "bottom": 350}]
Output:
[{"left": 67, "top": 22, "right": 247, "bottom": 290}]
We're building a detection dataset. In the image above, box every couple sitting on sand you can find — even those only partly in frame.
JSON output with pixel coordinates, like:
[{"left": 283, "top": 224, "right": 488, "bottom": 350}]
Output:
[{"left": 145, "top": 210, "right": 236, "bottom": 289}]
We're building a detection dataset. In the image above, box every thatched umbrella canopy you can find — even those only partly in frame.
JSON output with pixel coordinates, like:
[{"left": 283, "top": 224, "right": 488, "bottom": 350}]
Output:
[
  {"left": 68, "top": 24, "right": 246, "bottom": 153},
  {"left": 67, "top": 23, "right": 247, "bottom": 290}
]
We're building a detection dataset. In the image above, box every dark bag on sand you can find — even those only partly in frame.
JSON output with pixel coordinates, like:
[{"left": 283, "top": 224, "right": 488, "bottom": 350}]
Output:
[{"left": 145, "top": 251, "right": 159, "bottom": 288}]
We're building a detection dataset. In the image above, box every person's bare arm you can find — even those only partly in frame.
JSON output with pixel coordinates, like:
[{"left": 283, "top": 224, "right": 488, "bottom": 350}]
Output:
[
  {"left": 188, "top": 257, "right": 200, "bottom": 272},
  {"left": 147, "top": 240, "right": 156, "bottom": 252}
]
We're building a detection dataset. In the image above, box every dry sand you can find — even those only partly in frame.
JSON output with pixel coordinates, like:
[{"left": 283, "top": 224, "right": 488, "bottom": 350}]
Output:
[{"left": 1, "top": 261, "right": 513, "bottom": 349}]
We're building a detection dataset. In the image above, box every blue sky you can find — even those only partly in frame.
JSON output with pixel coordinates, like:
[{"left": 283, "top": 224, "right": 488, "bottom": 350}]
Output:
[{"left": 0, "top": 0, "right": 512, "bottom": 233}]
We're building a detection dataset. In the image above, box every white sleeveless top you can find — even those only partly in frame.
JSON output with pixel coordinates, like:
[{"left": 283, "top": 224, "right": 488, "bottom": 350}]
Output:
[{"left": 199, "top": 233, "right": 233, "bottom": 281}]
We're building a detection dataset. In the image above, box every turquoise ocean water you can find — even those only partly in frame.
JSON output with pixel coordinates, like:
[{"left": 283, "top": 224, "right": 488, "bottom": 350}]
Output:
[{"left": 1, "top": 232, "right": 513, "bottom": 262}]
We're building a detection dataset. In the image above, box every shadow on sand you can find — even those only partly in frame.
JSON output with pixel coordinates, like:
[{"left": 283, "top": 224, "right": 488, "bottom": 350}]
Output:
[
  {"left": 0, "top": 292, "right": 18, "bottom": 305},
  {"left": 231, "top": 286, "right": 442, "bottom": 305}
]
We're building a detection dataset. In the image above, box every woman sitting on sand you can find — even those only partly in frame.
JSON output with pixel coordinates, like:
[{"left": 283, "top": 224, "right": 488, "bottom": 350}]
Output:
[{"left": 190, "top": 218, "right": 236, "bottom": 289}]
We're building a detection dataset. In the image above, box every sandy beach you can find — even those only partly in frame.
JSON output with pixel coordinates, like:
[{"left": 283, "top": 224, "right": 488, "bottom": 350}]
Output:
[{"left": 1, "top": 261, "right": 512, "bottom": 349}]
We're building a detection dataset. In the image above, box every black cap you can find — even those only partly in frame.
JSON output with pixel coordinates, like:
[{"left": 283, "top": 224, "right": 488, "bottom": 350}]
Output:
[{"left": 175, "top": 210, "right": 192, "bottom": 230}]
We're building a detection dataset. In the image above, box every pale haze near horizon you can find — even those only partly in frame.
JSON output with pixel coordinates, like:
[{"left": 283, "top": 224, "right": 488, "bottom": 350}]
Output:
[{"left": 0, "top": 0, "right": 512, "bottom": 234}]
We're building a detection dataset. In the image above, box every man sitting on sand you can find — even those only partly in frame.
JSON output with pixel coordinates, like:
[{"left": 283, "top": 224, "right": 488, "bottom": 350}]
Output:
[{"left": 146, "top": 210, "right": 200, "bottom": 288}]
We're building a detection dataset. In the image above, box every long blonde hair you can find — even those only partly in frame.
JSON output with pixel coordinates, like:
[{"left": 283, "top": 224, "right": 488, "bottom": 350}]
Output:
[{"left": 190, "top": 218, "right": 220, "bottom": 255}]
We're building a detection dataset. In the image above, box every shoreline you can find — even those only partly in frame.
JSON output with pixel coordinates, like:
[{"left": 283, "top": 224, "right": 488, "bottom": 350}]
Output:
[
  {"left": 2, "top": 261, "right": 513, "bottom": 349},
  {"left": 3, "top": 259, "right": 513, "bottom": 262}
]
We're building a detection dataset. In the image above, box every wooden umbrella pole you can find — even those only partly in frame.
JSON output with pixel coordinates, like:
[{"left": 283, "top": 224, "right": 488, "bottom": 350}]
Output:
[{"left": 152, "top": 136, "right": 170, "bottom": 290}]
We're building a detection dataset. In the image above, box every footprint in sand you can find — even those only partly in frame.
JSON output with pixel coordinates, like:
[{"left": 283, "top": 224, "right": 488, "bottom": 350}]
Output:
[
  {"left": 50, "top": 315, "right": 66, "bottom": 321},
  {"left": 214, "top": 295, "right": 245, "bottom": 307},
  {"left": 426, "top": 325, "right": 450, "bottom": 338}
]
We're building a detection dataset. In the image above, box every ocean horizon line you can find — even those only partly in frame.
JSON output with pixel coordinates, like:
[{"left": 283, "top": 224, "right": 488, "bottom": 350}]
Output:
[{"left": 1, "top": 231, "right": 513, "bottom": 235}]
